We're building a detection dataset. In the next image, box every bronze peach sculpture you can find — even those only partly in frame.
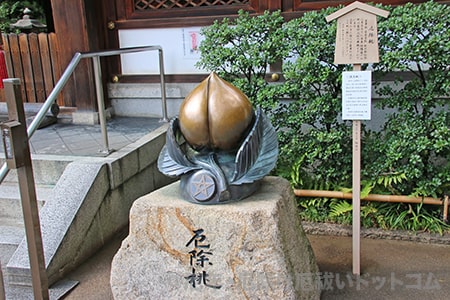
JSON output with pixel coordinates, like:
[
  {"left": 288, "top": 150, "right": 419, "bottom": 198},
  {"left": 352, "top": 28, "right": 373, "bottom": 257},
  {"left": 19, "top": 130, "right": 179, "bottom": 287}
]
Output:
[{"left": 158, "top": 73, "right": 278, "bottom": 204}]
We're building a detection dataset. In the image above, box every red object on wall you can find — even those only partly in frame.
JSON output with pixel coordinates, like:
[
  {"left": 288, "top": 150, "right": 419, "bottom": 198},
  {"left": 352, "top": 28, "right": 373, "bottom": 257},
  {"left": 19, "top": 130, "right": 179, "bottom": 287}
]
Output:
[{"left": 0, "top": 49, "right": 8, "bottom": 89}]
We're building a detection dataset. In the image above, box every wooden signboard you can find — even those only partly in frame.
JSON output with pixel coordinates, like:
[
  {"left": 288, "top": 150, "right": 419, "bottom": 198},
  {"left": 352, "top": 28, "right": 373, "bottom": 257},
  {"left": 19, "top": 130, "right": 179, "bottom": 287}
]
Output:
[
  {"left": 326, "top": 1, "right": 389, "bottom": 276},
  {"left": 326, "top": 1, "right": 389, "bottom": 64}
]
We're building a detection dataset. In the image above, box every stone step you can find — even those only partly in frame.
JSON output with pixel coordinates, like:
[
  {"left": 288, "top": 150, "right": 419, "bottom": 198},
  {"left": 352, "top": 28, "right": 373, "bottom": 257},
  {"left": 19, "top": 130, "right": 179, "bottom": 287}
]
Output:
[
  {"left": 0, "top": 182, "right": 53, "bottom": 222},
  {"left": 1, "top": 155, "right": 75, "bottom": 186},
  {"left": 0, "top": 182, "right": 54, "bottom": 278},
  {"left": 0, "top": 225, "right": 25, "bottom": 272},
  {"left": 0, "top": 155, "right": 73, "bottom": 291},
  {"left": 0, "top": 155, "right": 73, "bottom": 228},
  {"left": 108, "top": 82, "right": 187, "bottom": 118}
]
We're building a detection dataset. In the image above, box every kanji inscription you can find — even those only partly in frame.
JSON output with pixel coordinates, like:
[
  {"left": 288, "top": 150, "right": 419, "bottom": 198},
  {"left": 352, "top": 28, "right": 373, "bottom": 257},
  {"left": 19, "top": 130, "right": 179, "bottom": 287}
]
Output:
[
  {"left": 185, "top": 229, "right": 222, "bottom": 289},
  {"left": 334, "top": 10, "right": 379, "bottom": 64}
]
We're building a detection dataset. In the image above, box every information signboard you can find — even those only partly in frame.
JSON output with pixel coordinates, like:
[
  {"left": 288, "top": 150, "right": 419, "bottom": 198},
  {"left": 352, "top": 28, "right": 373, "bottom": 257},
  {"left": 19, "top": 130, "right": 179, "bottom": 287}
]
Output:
[
  {"left": 334, "top": 11, "right": 380, "bottom": 64},
  {"left": 326, "top": 1, "right": 389, "bottom": 65},
  {"left": 326, "top": 1, "right": 389, "bottom": 276},
  {"left": 342, "top": 70, "right": 372, "bottom": 120}
]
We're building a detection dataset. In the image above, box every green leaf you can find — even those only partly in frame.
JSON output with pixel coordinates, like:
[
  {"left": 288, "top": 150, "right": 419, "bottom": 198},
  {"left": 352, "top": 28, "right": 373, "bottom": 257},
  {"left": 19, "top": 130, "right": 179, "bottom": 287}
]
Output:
[{"left": 329, "top": 201, "right": 352, "bottom": 218}]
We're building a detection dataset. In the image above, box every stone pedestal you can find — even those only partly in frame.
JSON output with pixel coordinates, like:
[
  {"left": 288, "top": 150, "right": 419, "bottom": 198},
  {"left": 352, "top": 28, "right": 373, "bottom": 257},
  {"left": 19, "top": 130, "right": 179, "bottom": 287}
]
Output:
[{"left": 111, "top": 176, "right": 320, "bottom": 299}]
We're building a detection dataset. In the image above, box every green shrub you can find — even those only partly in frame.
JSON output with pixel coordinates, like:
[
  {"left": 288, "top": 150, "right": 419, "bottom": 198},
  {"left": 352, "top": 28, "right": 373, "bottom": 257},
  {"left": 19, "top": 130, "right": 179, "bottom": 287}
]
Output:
[
  {"left": 278, "top": 6, "right": 355, "bottom": 189},
  {"left": 373, "top": 0, "right": 450, "bottom": 198},
  {"left": 196, "top": 9, "right": 288, "bottom": 111},
  {"left": 196, "top": 2, "right": 450, "bottom": 233}
]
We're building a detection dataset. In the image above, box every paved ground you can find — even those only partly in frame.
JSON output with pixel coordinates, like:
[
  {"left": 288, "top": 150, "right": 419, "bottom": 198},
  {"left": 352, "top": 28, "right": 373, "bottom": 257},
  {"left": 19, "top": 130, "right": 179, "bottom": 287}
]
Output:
[
  {"left": 310, "top": 234, "right": 449, "bottom": 299},
  {"left": 26, "top": 116, "right": 165, "bottom": 156},
  {"left": 60, "top": 228, "right": 450, "bottom": 300},
  {"left": 0, "top": 115, "right": 165, "bottom": 157}
]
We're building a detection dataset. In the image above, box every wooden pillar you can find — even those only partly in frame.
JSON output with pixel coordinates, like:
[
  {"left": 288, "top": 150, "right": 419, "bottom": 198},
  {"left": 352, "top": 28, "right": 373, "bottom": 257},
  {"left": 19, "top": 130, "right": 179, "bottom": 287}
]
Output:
[{"left": 50, "top": 0, "right": 105, "bottom": 112}]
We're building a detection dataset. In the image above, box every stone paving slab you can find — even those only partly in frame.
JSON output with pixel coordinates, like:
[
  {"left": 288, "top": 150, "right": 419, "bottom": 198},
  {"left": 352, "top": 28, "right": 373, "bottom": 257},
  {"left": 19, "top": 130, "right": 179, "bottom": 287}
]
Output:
[
  {"left": 5, "top": 279, "right": 78, "bottom": 300},
  {"left": 0, "top": 117, "right": 165, "bottom": 157}
]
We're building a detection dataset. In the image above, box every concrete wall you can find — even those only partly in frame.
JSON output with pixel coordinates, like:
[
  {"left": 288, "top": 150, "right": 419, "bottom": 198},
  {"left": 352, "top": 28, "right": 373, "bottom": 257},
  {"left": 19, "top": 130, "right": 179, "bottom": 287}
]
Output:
[{"left": 108, "top": 82, "right": 198, "bottom": 119}]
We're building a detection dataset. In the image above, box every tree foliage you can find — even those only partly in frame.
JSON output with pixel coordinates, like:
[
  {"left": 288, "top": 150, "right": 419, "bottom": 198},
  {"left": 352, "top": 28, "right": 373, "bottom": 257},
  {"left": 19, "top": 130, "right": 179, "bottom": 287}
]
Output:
[
  {"left": 196, "top": 10, "right": 288, "bottom": 110},
  {"left": 277, "top": 6, "right": 354, "bottom": 188},
  {"left": 0, "top": 0, "right": 46, "bottom": 33},
  {"left": 372, "top": 1, "right": 450, "bottom": 197},
  {"left": 197, "top": 2, "right": 449, "bottom": 203}
]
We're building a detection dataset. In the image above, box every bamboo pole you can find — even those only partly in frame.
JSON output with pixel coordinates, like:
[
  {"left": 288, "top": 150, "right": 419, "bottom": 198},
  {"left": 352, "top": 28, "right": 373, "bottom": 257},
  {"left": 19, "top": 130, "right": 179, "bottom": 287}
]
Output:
[
  {"left": 294, "top": 189, "right": 444, "bottom": 206},
  {"left": 444, "top": 195, "right": 449, "bottom": 222}
]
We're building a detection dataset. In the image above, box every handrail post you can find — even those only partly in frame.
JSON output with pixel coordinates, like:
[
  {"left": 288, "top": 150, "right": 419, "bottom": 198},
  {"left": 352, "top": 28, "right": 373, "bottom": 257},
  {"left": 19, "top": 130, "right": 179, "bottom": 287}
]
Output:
[
  {"left": 158, "top": 48, "right": 169, "bottom": 122},
  {"left": 3, "top": 79, "right": 49, "bottom": 300},
  {"left": 92, "top": 55, "right": 111, "bottom": 154},
  {"left": 27, "top": 53, "right": 83, "bottom": 138}
]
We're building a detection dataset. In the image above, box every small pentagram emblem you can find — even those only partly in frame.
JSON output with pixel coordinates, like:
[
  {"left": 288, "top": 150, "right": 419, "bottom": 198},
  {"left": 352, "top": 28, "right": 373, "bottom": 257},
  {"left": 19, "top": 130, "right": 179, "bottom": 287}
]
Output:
[{"left": 190, "top": 171, "right": 216, "bottom": 202}]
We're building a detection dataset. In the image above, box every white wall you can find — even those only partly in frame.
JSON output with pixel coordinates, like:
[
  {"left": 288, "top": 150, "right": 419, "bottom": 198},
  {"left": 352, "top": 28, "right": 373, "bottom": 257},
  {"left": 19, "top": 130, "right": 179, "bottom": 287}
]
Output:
[{"left": 118, "top": 27, "right": 207, "bottom": 74}]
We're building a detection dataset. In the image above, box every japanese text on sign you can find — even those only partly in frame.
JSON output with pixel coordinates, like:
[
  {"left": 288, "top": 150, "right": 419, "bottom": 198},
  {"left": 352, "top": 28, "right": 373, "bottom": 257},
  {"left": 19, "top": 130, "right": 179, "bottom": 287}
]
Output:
[
  {"left": 342, "top": 71, "right": 372, "bottom": 120},
  {"left": 334, "top": 11, "right": 379, "bottom": 64}
]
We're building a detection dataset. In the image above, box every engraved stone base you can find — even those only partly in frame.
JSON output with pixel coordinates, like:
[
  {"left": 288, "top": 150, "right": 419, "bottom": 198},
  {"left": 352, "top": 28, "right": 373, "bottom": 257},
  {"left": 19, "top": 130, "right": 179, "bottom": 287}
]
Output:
[{"left": 110, "top": 176, "right": 320, "bottom": 299}]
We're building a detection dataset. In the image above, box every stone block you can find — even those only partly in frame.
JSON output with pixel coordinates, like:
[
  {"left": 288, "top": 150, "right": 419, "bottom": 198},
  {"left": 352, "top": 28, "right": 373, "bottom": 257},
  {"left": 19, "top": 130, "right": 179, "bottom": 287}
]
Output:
[
  {"left": 111, "top": 176, "right": 320, "bottom": 299},
  {"left": 107, "top": 150, "right": 139, "bottom": 188},
  {"left": 71, "top": 111, "right": 99, "bottom": 125},
  {"left": 136, "top": 126, "right": 167, "bottom": 172}
]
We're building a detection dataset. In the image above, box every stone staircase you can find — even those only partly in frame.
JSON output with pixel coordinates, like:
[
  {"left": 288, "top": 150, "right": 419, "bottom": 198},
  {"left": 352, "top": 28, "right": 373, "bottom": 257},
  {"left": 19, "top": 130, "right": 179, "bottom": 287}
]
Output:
[
  {"left": 0, "top": 124, "right": 172, "bottom": 298},
  {"left": 0, "top": 182, "right": 49, "bottom": 265},
  {"left": 0, "top": 157, "right": 74, "bottom": 283}
]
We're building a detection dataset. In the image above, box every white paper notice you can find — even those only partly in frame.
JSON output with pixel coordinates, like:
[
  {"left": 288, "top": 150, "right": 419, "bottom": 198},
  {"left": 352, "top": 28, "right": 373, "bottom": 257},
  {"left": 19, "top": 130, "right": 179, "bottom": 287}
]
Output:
[{"left": 342, "top": 71, "right": 372, "bottom": 120}]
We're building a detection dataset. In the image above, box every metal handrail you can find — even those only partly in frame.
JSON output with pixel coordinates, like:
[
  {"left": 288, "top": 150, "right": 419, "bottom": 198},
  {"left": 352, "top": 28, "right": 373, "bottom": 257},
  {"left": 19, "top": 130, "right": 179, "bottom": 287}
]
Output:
[{"left": 0, "top": 45, "right": 168, "bottom": 183}]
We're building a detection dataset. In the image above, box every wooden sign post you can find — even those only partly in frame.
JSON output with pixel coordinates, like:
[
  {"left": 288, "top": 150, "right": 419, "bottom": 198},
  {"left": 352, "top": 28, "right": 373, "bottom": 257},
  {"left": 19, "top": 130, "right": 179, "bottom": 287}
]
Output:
[{"left": 326, "top": 1, "right": 389, "bottom": 276}]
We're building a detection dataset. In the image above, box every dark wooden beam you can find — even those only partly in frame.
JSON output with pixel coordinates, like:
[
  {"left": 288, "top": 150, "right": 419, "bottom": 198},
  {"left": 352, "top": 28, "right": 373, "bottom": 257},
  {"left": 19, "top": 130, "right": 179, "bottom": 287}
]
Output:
[{"left": 50, "top": 0, "right": 98, "bottom": 111}]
